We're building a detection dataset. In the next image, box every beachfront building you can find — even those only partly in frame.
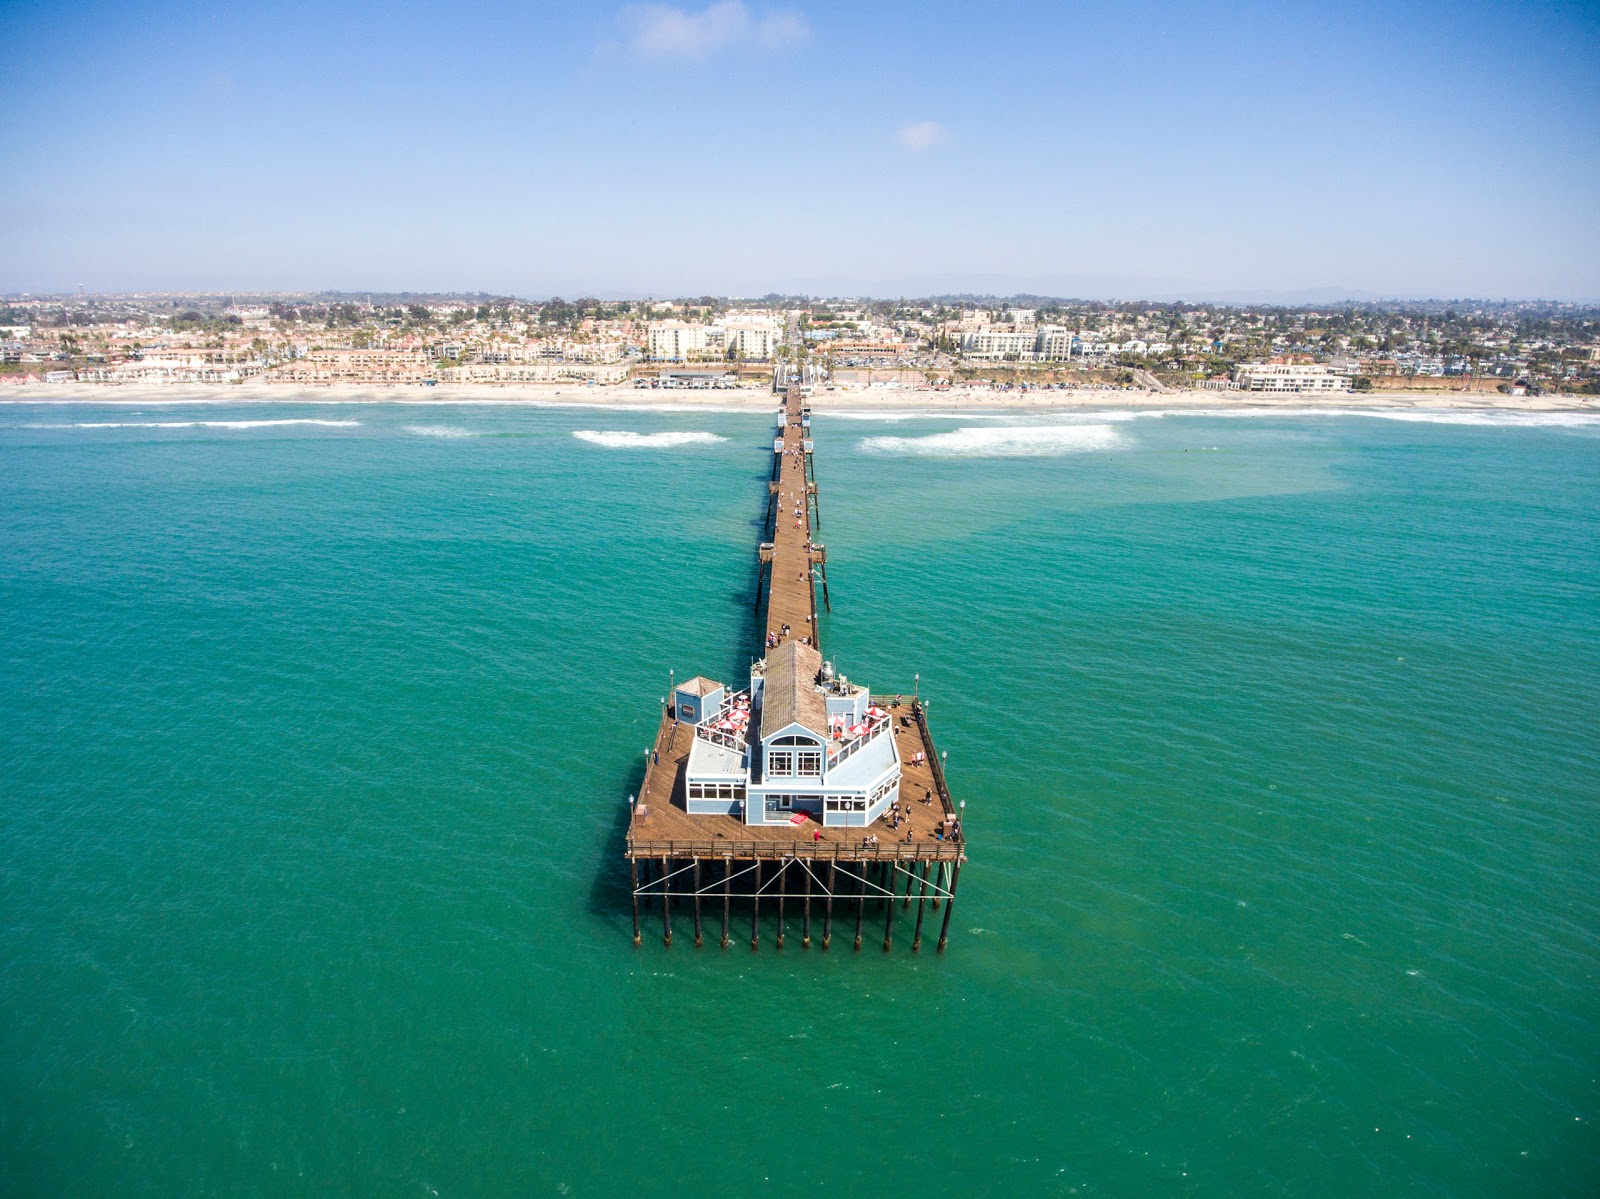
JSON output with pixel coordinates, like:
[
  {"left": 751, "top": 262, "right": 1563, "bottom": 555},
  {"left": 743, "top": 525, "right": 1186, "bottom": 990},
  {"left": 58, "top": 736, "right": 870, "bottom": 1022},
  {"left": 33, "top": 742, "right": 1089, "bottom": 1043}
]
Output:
[
  {"left": 267, "top": 349, "right": 433, "bottom": 385},
  {"left": 960, "top": 327, "right": 1038, "bottom": 360},
  {"left": 1036, "top": 326, "right": 1077, "bottom": 361},
  {"left": 727, "top": 321, "right": 777, "bottom": 360},
  {"left": 1233, "top": 363, "right": 1352, "bottom": 393},
  {"left": 679, "top": 640, "right": 901, "bottom": 828},
  {"left": 649, "top": 319, "right": 777, "bottom": 362},
  {"left": 436, "top": 361, "right": 627, "bottom": 384}
]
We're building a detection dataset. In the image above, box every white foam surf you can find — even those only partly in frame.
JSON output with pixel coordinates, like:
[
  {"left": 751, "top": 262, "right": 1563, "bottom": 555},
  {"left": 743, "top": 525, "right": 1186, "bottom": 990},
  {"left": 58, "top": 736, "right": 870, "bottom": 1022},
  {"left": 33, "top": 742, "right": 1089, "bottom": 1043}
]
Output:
[
  {"left": 572, "top": 430, "right": 728, "bottom": 449},
  {"left": 23, "top": 419, "right": 361, "bottom": 429},
  {"left": 403, "top": 424, "right": 475, "bottom": 438},
  {"left": 858, "top": 424, "right": 1124, "bottom": 457},
  {"left": 1348, "top": 408, "right": 1600, "bottom": 428},
  {"left": 1058, "top": 406, "right": 1600, "bottom": 428}
]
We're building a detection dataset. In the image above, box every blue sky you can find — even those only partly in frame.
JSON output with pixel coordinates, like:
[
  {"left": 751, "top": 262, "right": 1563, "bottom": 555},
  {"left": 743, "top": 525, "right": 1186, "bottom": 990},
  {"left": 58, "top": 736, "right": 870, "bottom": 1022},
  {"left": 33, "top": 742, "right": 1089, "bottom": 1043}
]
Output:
[{"left": 2, "top": 0, "right": 1597, "bottom": 299}]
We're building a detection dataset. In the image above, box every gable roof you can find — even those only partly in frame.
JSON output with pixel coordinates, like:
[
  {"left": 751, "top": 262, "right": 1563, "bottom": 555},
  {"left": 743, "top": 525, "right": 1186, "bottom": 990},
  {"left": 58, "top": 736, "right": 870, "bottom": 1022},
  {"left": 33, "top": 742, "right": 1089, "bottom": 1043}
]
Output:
[{"left": 760, "top": 639, "right": 827, "bottom": 740}]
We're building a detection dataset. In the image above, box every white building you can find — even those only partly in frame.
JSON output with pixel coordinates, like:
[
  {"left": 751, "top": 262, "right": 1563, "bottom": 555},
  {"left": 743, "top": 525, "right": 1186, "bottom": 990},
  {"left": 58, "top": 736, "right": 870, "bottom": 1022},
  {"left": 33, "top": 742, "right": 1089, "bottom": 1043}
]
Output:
[
  {"left": 1036, "top": 326, "right": 1076, "bottom": 361},
  {"left": 960, "top": 327, "right": 1038, "bottom": 360},
  {"left": 726, "top": 321, "right": 777, "bottom": 360},
  {"left": 650, "top": 318, "right": 776, "bottom": 362},
  {"left": 678, "top": 640, "right": 900, "bottom": 828},
  {"left": 1232, "top": 363, "right": 1352, "bottom": 393}
]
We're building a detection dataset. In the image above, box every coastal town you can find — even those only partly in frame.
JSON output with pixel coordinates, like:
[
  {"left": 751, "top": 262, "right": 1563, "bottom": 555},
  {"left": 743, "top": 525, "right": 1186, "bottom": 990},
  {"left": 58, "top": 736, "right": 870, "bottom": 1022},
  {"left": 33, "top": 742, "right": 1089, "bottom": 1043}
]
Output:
[{"left": 3, "top": 292, "right": 1598, "bottom": 398}]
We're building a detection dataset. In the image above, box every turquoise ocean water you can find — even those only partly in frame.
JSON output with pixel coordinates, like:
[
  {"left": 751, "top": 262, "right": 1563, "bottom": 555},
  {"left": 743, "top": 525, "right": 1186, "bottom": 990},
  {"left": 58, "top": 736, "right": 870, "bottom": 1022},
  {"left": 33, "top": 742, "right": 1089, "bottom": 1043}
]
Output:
[{"left": 2, "top": 399, "right": 1597, "bottom": 1197}]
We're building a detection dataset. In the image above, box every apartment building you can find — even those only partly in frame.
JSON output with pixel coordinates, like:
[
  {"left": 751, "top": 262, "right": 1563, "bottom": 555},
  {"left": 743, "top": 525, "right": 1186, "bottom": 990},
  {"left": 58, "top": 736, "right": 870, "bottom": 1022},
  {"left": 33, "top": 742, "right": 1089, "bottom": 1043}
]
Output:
[
  {"left": 267, "top": 349, "right": 432, "bottom": 385},
  {"left": 1232, "top": 363, "right": 1352, "bottom": 393},
  {"left": 960, "top": 327, "right": 1039, "bottom": 359},
  {"left": 649, "top": 319, "right": 775, "bottom": 361}
]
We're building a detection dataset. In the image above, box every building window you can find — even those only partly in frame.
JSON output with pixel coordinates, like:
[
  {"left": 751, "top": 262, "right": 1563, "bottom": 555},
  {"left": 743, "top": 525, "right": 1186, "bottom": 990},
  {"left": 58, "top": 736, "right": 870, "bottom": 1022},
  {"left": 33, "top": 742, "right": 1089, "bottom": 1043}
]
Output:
[
  {"left": 796, "top": 749, "right": 822, "bottom": 775},
  {"left": 769, "top": 750, "right": 794, "bottom": 776}
]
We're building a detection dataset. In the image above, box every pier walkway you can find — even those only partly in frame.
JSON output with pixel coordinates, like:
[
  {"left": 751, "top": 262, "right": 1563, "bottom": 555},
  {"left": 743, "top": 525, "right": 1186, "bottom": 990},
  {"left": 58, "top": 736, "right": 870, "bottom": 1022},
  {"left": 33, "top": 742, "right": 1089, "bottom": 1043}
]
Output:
[{"left": 623, "top": 352, "right": 964, "bottom": 953}]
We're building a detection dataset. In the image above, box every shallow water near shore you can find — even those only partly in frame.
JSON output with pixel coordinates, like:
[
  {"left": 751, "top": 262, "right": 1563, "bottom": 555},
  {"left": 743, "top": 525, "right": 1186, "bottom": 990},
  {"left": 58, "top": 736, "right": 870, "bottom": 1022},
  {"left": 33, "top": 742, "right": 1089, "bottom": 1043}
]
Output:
[{"left": 2, "top": 400, "right": 1597, "bottom": 1196}]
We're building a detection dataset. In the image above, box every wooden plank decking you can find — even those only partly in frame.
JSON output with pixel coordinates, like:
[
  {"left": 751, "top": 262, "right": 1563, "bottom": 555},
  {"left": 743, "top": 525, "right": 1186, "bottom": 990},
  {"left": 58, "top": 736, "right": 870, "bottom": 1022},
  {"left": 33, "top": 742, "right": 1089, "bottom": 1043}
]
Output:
[
  {"left": 624, "top": 376, "right": 963, "bottom": 871},
  {"left": 628, "top": 695, "right": 961, "bottom": 862},
  {"left": 762, "top": 387, "right": 820, "bottom": 648}
]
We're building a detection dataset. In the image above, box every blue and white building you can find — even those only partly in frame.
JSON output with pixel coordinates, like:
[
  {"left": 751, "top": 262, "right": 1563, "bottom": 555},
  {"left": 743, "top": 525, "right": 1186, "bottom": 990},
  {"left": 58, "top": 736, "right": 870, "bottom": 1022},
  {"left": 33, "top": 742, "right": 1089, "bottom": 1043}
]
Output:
[{"left": 676, "top": 639, "right": 901, "bottom": 828}]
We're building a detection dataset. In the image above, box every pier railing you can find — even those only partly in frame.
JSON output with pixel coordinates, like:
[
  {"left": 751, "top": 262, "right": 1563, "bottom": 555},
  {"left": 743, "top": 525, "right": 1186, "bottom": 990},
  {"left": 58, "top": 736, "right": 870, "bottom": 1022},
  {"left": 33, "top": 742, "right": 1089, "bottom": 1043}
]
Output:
[
  {"left": 692, "top": 690, "right": 751, "bottom": 753},
  {"left": 826, "top": 713, "right": 891, "bottom": 769},
  {"left": 624, "top": 837, "right": 964, "bottom": 863}
]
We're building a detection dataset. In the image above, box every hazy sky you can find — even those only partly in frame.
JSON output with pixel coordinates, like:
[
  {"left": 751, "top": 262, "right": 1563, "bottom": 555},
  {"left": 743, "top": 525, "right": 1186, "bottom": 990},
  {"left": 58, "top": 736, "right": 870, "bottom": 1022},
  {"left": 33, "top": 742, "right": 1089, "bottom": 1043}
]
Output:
[{"left": 3, "top": 0, "right": 1597, "bottom": 300}]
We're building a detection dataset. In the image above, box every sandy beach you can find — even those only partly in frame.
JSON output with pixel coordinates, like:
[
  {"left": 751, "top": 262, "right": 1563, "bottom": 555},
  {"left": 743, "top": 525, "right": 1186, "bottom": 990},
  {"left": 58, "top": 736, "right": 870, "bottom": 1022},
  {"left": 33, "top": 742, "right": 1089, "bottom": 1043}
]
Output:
[{"left": 4, "top": 379, "right": 1598, "bottom": 415}]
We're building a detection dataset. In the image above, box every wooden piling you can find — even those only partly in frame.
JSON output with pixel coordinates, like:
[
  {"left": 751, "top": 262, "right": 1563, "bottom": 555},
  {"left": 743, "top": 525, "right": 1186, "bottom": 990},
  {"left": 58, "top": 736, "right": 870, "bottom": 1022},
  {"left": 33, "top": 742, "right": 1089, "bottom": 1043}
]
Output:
[
  {"left": 630, "top": 857, "right": 641, "bottom": 946},
  {"left": 937, "top": 862, "right": 961, "bottom": 952},
  {"left": 720, "top": 855, "right": 731, "bottom": 948},
  {"left": 801, "top": 858, "right": 812, "bottom": 948},
  {"left": 661, "top": 856, "right": 672, "bottom": 945},
  {"left": 822, "top": 859, "right": 835, "bottom": 950},
  {"left": 692, "top": 858, "right": 703, "bottom": 947},
  {"left": 776, "top": 858, "right": 787, "bottom": 949},
  {"left": 912, "top": 860, "right": 930, "bottom": 952},
  {"left": 751, "top": 858, "right": 761, "bottom": 950},
  {"left": 883, "top": 866, "right": 896, "bottom": 952},
  {"left": 854, "top": 864, "right": 865, "bottom": 951}
]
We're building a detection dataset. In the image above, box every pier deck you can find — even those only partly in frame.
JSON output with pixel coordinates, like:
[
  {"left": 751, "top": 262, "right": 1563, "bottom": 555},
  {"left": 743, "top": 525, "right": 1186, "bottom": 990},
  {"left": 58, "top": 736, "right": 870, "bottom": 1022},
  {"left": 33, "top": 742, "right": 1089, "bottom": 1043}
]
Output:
[
  {"left": 629, "top": 696, "right": 960, "bottom": 862},
  {"left": 761, "top": 387, "right": 821, "bottom": 648},
  {"left": 622, "top": 361, "right": 964, "bottom": 951}
]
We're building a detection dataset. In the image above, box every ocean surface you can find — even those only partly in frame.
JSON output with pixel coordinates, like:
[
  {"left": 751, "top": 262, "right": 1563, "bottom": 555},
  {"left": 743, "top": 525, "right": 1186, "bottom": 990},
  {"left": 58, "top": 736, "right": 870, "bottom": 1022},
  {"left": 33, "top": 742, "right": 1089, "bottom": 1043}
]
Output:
[{"left": 2, "top": 398, "right": 1597, "bottom": 1197}]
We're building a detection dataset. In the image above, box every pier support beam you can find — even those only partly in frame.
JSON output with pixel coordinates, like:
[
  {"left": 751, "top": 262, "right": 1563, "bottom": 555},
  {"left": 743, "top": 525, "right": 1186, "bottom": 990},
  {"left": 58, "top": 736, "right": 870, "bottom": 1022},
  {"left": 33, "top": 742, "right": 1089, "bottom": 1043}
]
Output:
[
  {"left": 912, "top": 861, "right": 930, "bottom": 952},
  {"left": 776, "top": 859, "right": 787, "bottom": 949},
  {"left": 630, "top": 858, "right": 641, "bottom": 946},
  {"left": 822, "top": 860, "right": 835, "bottom": 950},
  {"left": 883, "top": 866, "right": 896, "bottom": 952},
  {"left": 854, "top": 865, "right": 865, "bottom": 950},
  {"left": 937, "top": 862, "right": 961, "bottom": 952},
  {"left": 802, "top": 859, "right": 812, "bottom": 948},
  {"left": 692, "top": 858, "right": 703, "bottom": 947},
  {"left": 751, "top": 859, "right": 761, "bottom": 951},
  {"left": 721, "top": 856, "right": 731, "bottom": 949},
  {"left": 661, "top": 857, "right": 672, "bottom": 946},
  {"left": 903, "top": 859, "right": 918, "bottom": 909}
]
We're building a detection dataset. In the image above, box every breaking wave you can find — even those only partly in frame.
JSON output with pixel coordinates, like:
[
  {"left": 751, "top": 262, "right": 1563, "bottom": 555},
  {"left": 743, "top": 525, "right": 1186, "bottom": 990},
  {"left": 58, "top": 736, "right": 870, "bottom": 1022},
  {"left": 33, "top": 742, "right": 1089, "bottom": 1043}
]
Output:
[
  {"left": 857, "top": 424, "right": 1125, "bottom": 457},
  {"left": 403, "top": 424, "right": 475, "bottom": 438},
  {"left": 1351, "top": 409, "right": 1600, "bottom": 428},
  {"left": 572, "top": 430, "right": 727, "bottom": 449},
  {"left": 24, "top": 419, "right": 360, "bottom": 429}
]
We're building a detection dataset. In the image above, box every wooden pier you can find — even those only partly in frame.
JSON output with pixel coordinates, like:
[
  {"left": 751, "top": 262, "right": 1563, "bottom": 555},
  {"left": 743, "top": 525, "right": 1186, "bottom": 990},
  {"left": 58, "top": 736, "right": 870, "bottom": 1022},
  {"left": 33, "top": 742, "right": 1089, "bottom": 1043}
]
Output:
[{"left": 624, "top": 354, "right": 965, "bottom": 953}]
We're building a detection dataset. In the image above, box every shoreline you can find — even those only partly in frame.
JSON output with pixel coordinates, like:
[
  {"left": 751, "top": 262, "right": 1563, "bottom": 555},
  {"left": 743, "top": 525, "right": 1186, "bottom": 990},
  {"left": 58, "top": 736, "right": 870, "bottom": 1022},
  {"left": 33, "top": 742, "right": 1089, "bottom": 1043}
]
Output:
[{"left": 2, "top": 381, "right": 1597, "bottom": 415}]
